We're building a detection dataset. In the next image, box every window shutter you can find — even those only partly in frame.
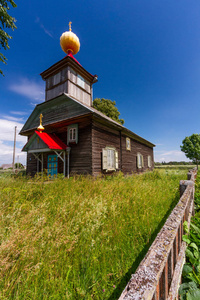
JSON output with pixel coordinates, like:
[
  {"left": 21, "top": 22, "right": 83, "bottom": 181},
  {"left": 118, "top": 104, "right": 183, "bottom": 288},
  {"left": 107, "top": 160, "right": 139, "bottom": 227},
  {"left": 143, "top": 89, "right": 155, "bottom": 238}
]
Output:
[
  {"left": 137, "top": 153, "right": 140, "bottom": 168},
  {"left": 142, "top": 155, "right": 144, "bottom": 168},
  {"left": 148, "top": 156, "right": 151, "bottom": 167},
  {"left": 75, "top": 125, "right": 78, "bottom": 144},
  {"left": 102, "top": 148, "right": 108, "bottom": 170},
  {"left": 115, "top": 151, "right": 119, "bottom": 169}
]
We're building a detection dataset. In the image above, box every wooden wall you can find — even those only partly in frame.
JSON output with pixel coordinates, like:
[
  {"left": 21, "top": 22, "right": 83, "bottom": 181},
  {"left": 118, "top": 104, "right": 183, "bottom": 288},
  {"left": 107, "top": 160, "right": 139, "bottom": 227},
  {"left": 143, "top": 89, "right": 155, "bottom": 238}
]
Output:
[
  {"left": 91, "top": 119, "right": 154, "bottom": 176},
  {"left": 92, "top": 121, "right": 121, "bottom": 176},
  {"left": 26, "top": 153, "right": 38, "bottom": 177},
  {"left": 26, "top": 117, "right": 93, "bottom": 177},
  {"left": 121, "top": 135, "right": 154, "bottom": 174},
  {"left": 25, "top": 117, "right": 154, "bottom": 177},
  {"left": 68, "top": 118, "right": 92, "bottom": 175}
]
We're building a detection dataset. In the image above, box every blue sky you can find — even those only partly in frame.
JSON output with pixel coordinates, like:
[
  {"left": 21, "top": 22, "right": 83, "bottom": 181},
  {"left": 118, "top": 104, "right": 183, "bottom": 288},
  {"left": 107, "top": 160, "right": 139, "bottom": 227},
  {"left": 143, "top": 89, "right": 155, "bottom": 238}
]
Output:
[{"left": 1, "top": 0, "right": 200, "bottom": 165}]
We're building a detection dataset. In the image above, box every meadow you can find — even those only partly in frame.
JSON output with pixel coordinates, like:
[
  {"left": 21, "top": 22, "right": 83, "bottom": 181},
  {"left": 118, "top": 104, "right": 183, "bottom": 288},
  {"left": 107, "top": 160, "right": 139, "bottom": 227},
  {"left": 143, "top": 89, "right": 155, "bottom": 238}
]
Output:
[
  {"left": 154, "top": 165, "right": 196, "bottom": 170},
  {"left": 0, "top": 170, "right": 187, "bottom": 299}
]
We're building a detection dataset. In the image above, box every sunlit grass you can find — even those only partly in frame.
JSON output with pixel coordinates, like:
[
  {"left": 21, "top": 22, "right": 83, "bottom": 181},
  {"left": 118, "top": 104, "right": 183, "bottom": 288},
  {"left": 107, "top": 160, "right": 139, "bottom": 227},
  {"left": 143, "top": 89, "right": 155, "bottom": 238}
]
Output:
[{"left": 0, "top": 170, "right": 186, "bottom": 299}]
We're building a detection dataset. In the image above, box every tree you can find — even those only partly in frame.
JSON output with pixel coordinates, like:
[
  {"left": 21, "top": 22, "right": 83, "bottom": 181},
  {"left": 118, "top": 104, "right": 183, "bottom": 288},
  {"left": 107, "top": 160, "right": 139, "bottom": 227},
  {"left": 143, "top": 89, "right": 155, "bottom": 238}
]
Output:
[
  {"left": 180, "top": 134, "right": 200, "bottom": 169},
  {"left": 93, "top": 98, "right": 124, "bottom": 125},
  {"left": 14, "top": 162, "right": 24, "bottom": 169},
  {"left": 0, "top": 0, "right": 17, "bottom": 75}
]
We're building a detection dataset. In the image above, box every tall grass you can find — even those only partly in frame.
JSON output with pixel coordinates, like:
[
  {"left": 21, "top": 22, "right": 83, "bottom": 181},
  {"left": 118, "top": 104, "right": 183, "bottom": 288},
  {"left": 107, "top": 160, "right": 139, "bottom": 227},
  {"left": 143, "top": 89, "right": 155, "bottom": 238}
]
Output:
[{"left": 0, "top": 170, "right": 186, "bottom": 299}]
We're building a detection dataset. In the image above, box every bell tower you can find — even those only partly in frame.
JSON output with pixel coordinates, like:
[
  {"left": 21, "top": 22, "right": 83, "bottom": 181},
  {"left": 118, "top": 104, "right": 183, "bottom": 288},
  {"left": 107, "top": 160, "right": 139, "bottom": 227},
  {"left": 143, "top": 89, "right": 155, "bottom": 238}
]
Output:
[{"left": 40, "top": 22, "right": 98, "bottom": 106}]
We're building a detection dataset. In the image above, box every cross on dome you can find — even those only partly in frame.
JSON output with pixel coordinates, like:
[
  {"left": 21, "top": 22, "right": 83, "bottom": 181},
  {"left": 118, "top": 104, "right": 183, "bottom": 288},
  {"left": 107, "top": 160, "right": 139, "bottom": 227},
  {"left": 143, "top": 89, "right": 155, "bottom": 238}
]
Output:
[
  {"left": 60, "top": 21, "right": 80, "bottom": 55},
  {"left": 37, "top": 113, "right": 44, "bottom": 133},
  {"left": 69, "top": 21, "right": 72, "bottom": 32}
]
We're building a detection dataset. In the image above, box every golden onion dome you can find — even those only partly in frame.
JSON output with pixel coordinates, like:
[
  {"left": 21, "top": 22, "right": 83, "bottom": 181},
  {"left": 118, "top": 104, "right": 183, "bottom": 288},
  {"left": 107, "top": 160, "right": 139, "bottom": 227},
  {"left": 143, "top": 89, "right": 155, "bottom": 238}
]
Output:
[{"left": 60, "top": 22, "right": 80, "bottom": 55}]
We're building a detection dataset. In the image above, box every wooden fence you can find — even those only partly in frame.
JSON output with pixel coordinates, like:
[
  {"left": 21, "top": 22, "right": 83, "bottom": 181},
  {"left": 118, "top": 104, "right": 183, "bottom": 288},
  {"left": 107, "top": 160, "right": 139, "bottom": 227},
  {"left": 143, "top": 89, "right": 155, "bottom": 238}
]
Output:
[{"left": 119, "top": 169, "right": 197, "bottom": 300}]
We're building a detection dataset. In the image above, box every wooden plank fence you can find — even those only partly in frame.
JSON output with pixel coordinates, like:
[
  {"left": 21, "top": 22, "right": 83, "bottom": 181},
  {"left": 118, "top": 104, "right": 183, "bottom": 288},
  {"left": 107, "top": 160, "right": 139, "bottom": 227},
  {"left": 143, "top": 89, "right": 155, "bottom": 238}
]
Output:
[{"left": 119, "top": 169, "right": 197, "bottom": 300}]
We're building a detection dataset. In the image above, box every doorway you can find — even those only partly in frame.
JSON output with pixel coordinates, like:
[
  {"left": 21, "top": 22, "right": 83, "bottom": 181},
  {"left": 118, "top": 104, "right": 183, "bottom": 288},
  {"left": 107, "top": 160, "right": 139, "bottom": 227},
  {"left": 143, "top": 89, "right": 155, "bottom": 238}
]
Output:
[{"left": 47, "top": 155, "right": 58, "bottom": 178}]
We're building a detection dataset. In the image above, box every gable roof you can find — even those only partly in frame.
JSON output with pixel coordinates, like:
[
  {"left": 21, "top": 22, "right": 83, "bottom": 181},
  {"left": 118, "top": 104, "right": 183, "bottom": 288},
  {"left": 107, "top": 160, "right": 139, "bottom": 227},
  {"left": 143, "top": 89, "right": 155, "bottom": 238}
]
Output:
[
  {"left": 20, "top": 93, "right": 155, "bottom": 148},
  {"left": 22, "top": 131, "right": 68, "bottom": 152},
  {"left": 20, "top": 93, "right": 90, "bottom": 134},
  {"left": 35, "top": 131, "right": 68, "bottom": 149}
]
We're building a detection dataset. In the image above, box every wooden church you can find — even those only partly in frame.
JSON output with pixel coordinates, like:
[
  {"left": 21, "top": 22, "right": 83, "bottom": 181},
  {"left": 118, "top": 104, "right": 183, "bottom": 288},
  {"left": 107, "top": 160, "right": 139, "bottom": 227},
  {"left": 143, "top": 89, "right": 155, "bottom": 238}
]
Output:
[{"left": 20, "top": 23, "right": 155, "bottom": 178}]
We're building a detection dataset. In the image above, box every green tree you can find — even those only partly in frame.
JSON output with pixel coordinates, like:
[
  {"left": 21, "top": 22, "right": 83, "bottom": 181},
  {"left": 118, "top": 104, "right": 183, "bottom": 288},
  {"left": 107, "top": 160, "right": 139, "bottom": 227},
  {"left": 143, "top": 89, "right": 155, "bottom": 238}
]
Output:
[
  {"left": 14, "top": 162, "right": 24, "bottom": 169},
  {"left": 93, "top": 98, "right": 124, "bottom": 125},
  {"left": 0, "top": 0, "right": 17, "bottom": 75},
  {"left": 180, "top": 134, "right": 200, "bottom": 169}
]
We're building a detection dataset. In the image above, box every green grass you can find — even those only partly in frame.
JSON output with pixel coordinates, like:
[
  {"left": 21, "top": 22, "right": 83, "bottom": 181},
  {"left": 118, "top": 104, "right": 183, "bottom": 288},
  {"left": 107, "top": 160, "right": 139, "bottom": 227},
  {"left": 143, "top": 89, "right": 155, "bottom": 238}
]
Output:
[
  {"left": 0, "top": 170, "right": 187, "bottom": 299},
  {"left": 154, "top": 165, "right": 196, "bottom": 170}
]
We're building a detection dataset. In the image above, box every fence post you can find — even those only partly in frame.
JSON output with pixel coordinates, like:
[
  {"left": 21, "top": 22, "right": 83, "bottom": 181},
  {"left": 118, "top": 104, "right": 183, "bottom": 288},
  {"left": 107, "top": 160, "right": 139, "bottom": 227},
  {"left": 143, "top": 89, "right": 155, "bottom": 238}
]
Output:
[{"left": 180, "top": 180, "right": 194, "bottom": 197}]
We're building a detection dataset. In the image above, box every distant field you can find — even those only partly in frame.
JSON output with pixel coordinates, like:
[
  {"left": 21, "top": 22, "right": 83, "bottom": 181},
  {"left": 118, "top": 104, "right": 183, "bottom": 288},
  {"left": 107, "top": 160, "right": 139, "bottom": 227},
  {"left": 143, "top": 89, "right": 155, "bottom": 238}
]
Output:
[
  {"left": 0, "top": 169, "right": 26, "bottom": 177},
  {"left": 154, "top": 165, "right": 196, "bottom": 170},
  {"left": 0, "top": 170, "right": 187, "bottom": 299}
]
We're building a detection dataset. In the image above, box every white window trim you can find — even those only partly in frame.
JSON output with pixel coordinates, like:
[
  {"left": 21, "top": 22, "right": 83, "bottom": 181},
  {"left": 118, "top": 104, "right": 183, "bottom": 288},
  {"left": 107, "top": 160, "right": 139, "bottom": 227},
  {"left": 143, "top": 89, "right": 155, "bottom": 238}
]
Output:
[
  {"left": 77, "top": 74, "right": 85, "bottom": 89},
  {"left": 102, "top": 147, "right": 119, "bottom": 171},
  {"left": 67, "top": 124, "right": 78, "bottom": 144},
  {"left": 148, "top": 155, "right": 152, "bottom": 168},
  {"left": 126, "top": 137, "right": 131, "bottom": 151},
  {"left": 69, "top": 128, "right": 76, "bottom": 142},
  {"left": 137, "top": 153, "right": 144, "bottom": 169}
]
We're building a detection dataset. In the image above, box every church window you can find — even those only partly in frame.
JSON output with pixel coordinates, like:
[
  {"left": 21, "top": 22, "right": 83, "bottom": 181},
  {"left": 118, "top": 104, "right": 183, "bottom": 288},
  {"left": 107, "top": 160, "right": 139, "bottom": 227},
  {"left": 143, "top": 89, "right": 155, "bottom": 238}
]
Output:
[
  {"left": 137, "top": 153, "right": 144, "bottom": 169},
  {"left": 67, "top": 124, "right": 78, "bottom": 144},
  {"left": 148, "top": 155, "right": 152, "bottom": 168},
  {"left": 102, "top": 147, "right": 119, "bottom": 171},
  {"left": 126, "top": 137, "right": 131, "bottom": 151},
  {"left": 77, "top": 74, "right": 85, "bottom": 89}
]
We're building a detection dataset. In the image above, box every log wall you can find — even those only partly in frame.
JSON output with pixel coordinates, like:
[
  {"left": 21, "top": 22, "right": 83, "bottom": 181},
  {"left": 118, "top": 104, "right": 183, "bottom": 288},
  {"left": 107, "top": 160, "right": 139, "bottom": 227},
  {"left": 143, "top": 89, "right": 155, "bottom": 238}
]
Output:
[
  {"left": 121, "top": 134, "right": 154, "bottom": 174},
  {"left": 26, "top": 117, "right": 154, "bottom": 177},
  {"left": 92, "top": 121, "right": 121, "bottom": 176},
  {"left": 91, "top": 120, "right": 154, "bottom": 176},
  {"left": 68, "top": 119, "right": 92, "bottom": 175}
]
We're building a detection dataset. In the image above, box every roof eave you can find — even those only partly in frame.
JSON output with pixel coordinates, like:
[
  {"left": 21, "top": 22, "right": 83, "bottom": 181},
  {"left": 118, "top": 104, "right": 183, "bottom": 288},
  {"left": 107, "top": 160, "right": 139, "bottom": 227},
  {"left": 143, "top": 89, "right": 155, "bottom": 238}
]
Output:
[
  {"left": 92, "top": 112, "right": 155, "bottom": 148},
  {"left": 40, "top": 55, "right": 95, "bottom": 83}
]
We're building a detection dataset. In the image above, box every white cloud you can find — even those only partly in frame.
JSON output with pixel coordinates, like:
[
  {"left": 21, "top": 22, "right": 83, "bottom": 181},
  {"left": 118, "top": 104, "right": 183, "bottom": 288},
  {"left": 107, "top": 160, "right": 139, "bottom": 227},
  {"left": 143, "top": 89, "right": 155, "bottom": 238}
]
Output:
[
  {"left": 9, "top": 78, "right": 45, "bottom": 102},
  {"left": 2, "top": 115, "right": 24, "bottom": 122},
  {"left": 35, "top": 17, "right": 53, "bottom": 38},
  {"left": 154, "top": 149, "right": 189, "bottom": 162},
  {"left": 0, "top": 118, "right": 26, "bottom": 142},
  {"left": 10, "top": 111, "right": 28, "bottom": 116},
  {"left": 0, "top": 118, "right": 27, "bottom": 166},
  {"left": 0, "top": 141, "right": 27, "bottom": 166}
]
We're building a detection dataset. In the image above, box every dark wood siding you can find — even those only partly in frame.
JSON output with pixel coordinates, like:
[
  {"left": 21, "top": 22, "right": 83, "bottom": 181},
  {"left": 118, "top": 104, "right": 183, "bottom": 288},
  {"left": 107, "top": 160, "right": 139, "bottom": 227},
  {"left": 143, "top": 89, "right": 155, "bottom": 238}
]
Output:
[
  {"left": 26, "top": 117, "right": 154, "bottom": 177},
  {"left": 25, "top": 117, "right": 93, "bottom": 177},
  {"left": 21, "top": 95, "right": 90, "bottom": 133},
  {"left": 121, "top": 135, "right": 154, "bottom": 174},
  {"left": 26, "top": 153, "right": 37, "bottom": 176},
  {"left": 91, "top": 121, "right": 121, "bottom": 176},
  {"left": 68, "top": 118, "right": 92, "bottom": 175},
  {"left": 91, "top": 120, "right": 154, "bottom": 176}
]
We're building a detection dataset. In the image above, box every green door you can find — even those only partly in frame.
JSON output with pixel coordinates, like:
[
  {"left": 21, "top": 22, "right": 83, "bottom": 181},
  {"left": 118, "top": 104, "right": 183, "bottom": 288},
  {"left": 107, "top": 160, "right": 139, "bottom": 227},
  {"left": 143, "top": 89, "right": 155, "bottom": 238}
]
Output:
[{"left": 48, "top": 155, "right": 58, "bottom": 179}]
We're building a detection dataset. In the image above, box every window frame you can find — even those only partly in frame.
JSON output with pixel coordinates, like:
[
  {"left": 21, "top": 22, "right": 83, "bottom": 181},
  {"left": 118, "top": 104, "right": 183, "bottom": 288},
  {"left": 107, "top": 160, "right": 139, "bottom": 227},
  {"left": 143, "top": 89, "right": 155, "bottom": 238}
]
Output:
[
  {"left": 102, "top": 147, "right": 119, "bottom": 172},
  {"left": 148, "top": 155, "right": 152, "bottom": 168},
  {"left": 77, "top": 74, "right": 85, "bottom": 89},
  {"left": 137, "top": 153, "right": 144, "bottom": 169},
  {"left": 126, "top": 137, "right": 131, "bottom": 151},
  {"left": 67, "top": 124, "right": 78, "bottom": 144}
]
